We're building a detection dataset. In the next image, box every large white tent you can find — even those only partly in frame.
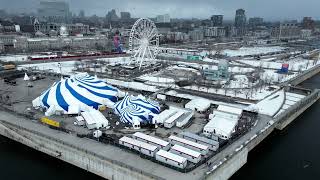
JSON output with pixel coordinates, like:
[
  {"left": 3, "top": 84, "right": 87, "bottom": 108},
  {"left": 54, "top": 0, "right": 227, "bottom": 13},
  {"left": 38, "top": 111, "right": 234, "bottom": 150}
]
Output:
[{"left": 33, "top": 73, "right": 123, "bottom": 116}]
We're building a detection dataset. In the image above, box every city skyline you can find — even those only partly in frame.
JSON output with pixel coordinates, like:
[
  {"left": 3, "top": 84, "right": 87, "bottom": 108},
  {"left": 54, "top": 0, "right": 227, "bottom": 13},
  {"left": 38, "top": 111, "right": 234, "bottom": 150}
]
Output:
[{"left": 0, "top": 0, "right": 319, "bottom": 21}]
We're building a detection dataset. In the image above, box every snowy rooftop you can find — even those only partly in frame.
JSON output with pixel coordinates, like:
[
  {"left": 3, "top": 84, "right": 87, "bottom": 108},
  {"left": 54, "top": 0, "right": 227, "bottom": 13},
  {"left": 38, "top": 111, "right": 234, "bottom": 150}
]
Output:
[
  {"left": 185, "top": 98, "right": 211, "bottom": 112},
  {"left": 217, "top": 105, "right": 243, "bottom": 115},
  {"left": 246, "top": 89, "right": 285, "bottom": 117},
  {"left": 204, "top": 116, "right": 238, "bottom": 136}
]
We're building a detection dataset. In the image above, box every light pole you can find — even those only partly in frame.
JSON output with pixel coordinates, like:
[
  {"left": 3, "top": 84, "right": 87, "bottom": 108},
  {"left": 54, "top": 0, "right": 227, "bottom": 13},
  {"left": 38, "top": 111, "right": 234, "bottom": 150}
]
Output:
[{"left": 58, "top": 63, "right": 62, "bottom": 78}]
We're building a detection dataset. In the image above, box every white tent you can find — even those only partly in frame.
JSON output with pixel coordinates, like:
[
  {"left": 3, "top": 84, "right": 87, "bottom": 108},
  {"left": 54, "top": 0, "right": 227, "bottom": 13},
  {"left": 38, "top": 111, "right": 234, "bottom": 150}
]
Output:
[
  {"left": 23, "top": 73, "right": 30, "bottom": 81},
  {"left": 185, "top": 98, "right": 211, "bottom": 112}
]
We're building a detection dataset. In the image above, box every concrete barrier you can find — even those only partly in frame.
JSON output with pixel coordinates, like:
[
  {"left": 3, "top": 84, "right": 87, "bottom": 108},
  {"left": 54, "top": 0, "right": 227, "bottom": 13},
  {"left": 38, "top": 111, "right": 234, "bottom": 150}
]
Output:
[
  {"left": 0, "top": 120, "right": 162, "bottom": 180},
  {"left": 282, "top": 64, "right": 320, "bottom": 86},
  {"left": 204, "top": 147, "right": 248, "bottom": 180},
  {"left": 275, "top": 89, "right": 320, "bottom": 130}
]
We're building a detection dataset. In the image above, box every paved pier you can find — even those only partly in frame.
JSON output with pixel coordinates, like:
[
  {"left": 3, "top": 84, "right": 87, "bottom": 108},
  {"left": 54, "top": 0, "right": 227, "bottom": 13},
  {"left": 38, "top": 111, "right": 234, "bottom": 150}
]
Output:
[{"left": 0, "top": 72, "right": 319, "bottom": 179}]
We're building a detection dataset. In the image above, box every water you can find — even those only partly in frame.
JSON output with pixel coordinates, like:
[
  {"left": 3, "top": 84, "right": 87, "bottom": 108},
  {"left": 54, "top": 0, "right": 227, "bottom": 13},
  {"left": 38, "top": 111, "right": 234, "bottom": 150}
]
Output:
[
  {"left": 232, "top": 74, "right": 320, "bottom": 180},
  {"left": 1, "top": 75, "right": 320, "bottom": 180},
  {"left": 0, "top": 135, "right": 104, "bottom": 180}
]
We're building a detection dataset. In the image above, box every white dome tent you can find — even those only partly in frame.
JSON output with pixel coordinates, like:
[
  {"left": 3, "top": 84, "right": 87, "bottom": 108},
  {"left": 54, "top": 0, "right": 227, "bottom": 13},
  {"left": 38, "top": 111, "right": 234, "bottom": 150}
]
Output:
[{"left": 33, "top": 73, "right": 122, "bottom": 116}]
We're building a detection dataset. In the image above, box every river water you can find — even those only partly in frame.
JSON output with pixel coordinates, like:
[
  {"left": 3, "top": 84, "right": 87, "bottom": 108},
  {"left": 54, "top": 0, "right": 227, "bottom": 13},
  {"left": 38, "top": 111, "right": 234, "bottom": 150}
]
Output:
[{"left": 0, "top": 75, "right": 320, "bottom": 180}]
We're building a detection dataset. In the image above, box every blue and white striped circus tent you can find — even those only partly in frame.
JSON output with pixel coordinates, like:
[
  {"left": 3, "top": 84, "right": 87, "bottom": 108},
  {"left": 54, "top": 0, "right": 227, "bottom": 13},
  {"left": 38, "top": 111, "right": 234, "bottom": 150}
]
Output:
[
  {"left": 114, "top": 94, "right": 160, "bottom": 125},
  {"left": 32, "top": 73, "right": 123, "bottom": 116}
]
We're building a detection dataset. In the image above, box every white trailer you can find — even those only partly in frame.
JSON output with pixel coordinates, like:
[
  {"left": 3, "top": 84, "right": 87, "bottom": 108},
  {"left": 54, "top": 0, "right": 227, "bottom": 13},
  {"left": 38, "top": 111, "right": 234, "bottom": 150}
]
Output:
[
  {"left": 168, "top": 135, "right": 209, "bottom": 155},
  {"left": 156, "top": 149, "right": 187, "bottom": 169},
  {"left": 176, "top": 110, "right": 194, "bottom": 128},
  {"left": 203, "top": 116, "right": 237, "bottom": 140},
  {"left": 164, "top": 111, "right": 184, "bottom": 128},
  {"left": 132, "top": 132, "right": 170, "bottom": 150},
  {"left": 153, "top": 109, "right": 177, "bottom": 124},
  {"left": 81, "top": 111, "right": 98, "bottom": 130},
  {"left": 156, "top": 94, "right": 166, "bottom": 101},
  {"left": 170, "top": 144, "right": 201, "bottom": 164},
  {"left": 179, "top": 132, "right": 219, "bottom": 151},
  {"left": 119, "top": 136, "right": 159, "bottom": 157},
  {"left": 81, "top": 109, "right": 109, "bottom": 130},
  {"left": 75, "top": 116, "right": 85, "bottom": 126}
]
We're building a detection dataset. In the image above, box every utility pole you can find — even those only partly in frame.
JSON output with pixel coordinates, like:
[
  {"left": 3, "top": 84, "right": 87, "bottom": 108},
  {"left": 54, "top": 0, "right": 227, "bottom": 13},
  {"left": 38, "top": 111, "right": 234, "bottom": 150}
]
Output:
[{"left": 58, "top": 63, "right": 62, "bottom": 78}]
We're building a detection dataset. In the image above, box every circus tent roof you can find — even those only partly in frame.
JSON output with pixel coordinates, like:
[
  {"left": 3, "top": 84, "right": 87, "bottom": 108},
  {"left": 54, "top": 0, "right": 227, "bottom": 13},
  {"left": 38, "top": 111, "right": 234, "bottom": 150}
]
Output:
[
  {"left": 32, "top": 73, "right": 121, "bottom": 116},
  {"left": 114, "top": 94, "right": 160, "bottom": 124}
]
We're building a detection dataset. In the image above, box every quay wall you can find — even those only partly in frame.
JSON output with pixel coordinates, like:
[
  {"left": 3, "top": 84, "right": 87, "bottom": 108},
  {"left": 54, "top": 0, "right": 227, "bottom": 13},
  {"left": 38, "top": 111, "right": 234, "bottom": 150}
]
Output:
[
  {"left": 0, "top": 120, "right": 160, "bottom": 180},
  {"left": 206, "top": 89, "right": 320, "bottom": 180},
  {"left": 284, "top": 64, "right": 320, "bottom": 86}
]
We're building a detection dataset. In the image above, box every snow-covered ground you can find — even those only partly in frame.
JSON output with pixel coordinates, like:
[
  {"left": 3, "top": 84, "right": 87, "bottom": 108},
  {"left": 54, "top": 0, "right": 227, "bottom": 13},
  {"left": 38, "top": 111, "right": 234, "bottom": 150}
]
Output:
[
  {"left": 14, "top": 50, "right": 316, "bottom": 102},
  {"left": 275, "top": 92, "right": 306, "bottom": 117},
  {"left": 221, "top": 46, "right": 286, "bottom": 57},
  {"left": 225, "top": 75, "right": 250, "bottom": 88},
  {"left": 0, "top": 55, "right": 29, "bottom": 62},
  {"left": 18, "top": 61, "right": 77, "bottom": 75},
  {"left": 229, "top": 66, "right": 255, "bottom": 73},
  {"left": 138, "top": 75, "right": 175, "bottom": 83},
  {"left": 238, "top": 58, "right": 316, "bottom": 71},
  {"left": 96, "top": 56, "right": 131, "bottom": 64},
  {"left": 260, "top": 70, "right": 298, "bottom": 83},
  {"left": 246, "top": 90, "right": 285, "bottom": 116},
  {"left": 166, "top": 90, "right": 248, "bottom": 109},
  {"left": 0, "top": 53, "right": 62, "bottom": 62},
  {"left": 167, "top": 65, "right": 201, "bottom": 74},
  {"left": 106, "top": 78, "right": 159, "bottom": 92},
  {"left": 183, "top": 84, "right": 279, "bottom": 100}
]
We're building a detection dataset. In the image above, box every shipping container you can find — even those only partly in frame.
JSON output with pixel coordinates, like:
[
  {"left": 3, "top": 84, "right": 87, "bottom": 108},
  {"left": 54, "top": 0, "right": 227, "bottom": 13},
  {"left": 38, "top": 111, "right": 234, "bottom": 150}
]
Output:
[
  {"left": 179, "top": 132, "right": 219, "bottom": 151},
  {"left": 119, "top": 136, "right": 159, "bottom": 157},
  {"left": 132, "top": 132, "right": 170, "bottom": 150},
  {"left": 168, "top": 135, "right": 209, "bottom": 155},
  {"left": 164, "top": 111, "right": 184, "bottom": 128},
  {"left": 156, "top": 149, "right": 187, "bottom": 169},
  {"left": 170, "top": 144, "right": 201, "bottom": 164},
  {"left": 40, "top": 117, "right": 60, "bottom": 128},
  {"left": 176, "top": 111, "right": 194, "bottom": 128}
]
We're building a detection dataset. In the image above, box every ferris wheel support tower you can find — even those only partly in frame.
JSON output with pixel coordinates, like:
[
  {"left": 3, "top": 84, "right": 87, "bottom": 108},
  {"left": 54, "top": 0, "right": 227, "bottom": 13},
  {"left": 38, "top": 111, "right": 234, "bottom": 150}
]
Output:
[{"left": 128, "top": 18, "right": 159, "bottom": 69}]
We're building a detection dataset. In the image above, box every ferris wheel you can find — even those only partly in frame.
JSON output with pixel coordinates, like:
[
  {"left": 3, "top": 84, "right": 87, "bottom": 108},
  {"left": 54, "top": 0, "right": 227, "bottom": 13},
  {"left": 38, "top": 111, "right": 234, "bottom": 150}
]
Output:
[{"left": 128, "top": 18, "right": 159, "bottom": 69}]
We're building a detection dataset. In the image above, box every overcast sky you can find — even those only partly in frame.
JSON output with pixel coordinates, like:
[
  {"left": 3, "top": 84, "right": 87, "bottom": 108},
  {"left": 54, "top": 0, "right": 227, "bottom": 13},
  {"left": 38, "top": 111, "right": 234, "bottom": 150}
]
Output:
[{"left": 1, "top": 0, "right": 319, "bottom": 21}]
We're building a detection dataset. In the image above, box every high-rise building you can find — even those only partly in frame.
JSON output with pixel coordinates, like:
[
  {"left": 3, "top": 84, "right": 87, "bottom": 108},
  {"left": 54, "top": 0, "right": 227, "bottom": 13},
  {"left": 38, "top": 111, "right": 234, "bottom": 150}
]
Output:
[
  {"left": 210, "top": 15, "right": 223, "bottom": 27},
  {"left": 106, "top": 9, "right": 119, "bottom": 22},
  {"left": 37, "top": 1, "right": 71, "bottom": 23},
  {"left": 248, "top": 17, "right": 263, "bottom": 28},
  {"left": 0, "top": 41, "right": 4, "bottom": 53},
  {"left": 156, "top": 14, "right": 170, "bottom": 23},
  {"left": 302, "top": 17, "right": 315, "bottom": 31},
  {"left": 189, "top": 28, "right": 204, "bottom": 41},
  {"left": 0, "top": 9, "right": 7, "bottom": 18},
  {"left": 234, "top": 9, "right": 247, "bottom": 36},
  {"left": 79, "top": 10, "right": 85, "bottom": 18},
  {"left": 120, "top": 12, "right": 131, "bottom": 20},
  {"left": 204, "top": 27, "right": 226, "bottom": 38},
  {"left": 271, "top": 21, "right": 301, "bottom": 40}
]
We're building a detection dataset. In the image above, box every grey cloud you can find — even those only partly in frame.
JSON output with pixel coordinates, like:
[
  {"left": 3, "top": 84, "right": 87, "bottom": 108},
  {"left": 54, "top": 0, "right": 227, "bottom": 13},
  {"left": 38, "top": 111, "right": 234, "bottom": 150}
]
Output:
[{"left": 0, "top": 0, "right": 319, "bottom": 21}]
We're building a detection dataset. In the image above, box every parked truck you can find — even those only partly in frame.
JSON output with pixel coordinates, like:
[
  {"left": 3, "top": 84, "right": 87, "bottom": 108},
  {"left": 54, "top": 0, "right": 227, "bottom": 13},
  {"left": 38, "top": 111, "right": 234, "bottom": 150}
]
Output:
[{"left": 0, "top": 64, "right": 16, "bottom": 71}]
